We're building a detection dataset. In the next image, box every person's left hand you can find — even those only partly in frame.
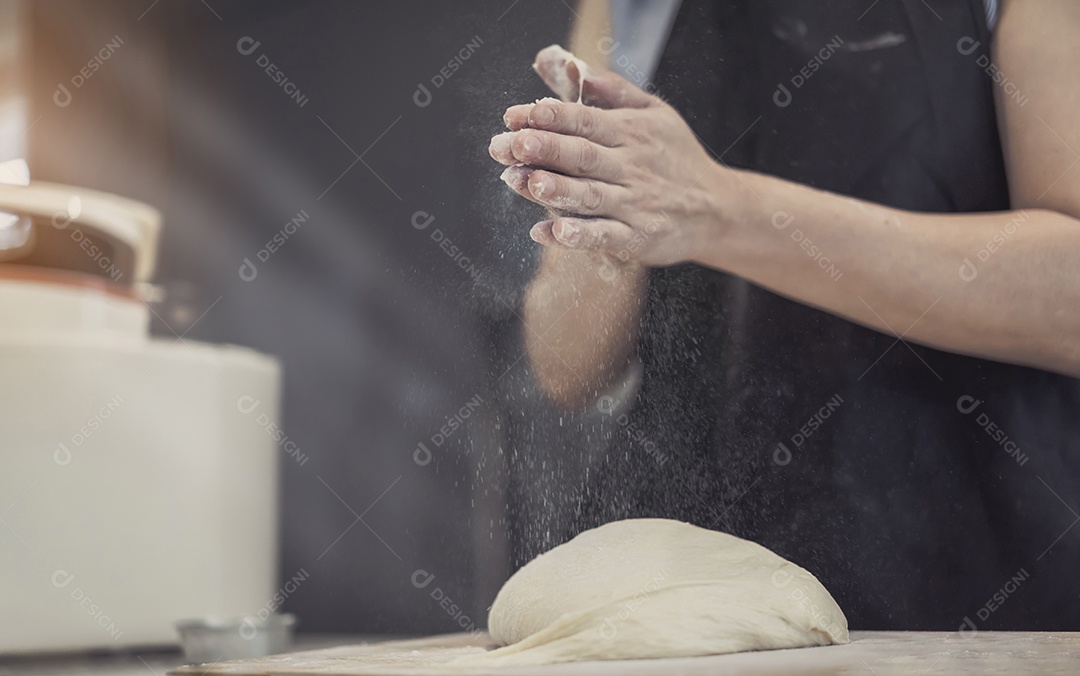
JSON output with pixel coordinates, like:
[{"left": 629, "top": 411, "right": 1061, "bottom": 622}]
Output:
[{"left": 489, "top": 75, "right": 736, "bottom": 267}]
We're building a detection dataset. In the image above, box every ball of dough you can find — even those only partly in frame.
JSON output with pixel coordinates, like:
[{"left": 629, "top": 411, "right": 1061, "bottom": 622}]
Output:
[{"left": 480, "top": 518, "right": 848, "bottom": 666}]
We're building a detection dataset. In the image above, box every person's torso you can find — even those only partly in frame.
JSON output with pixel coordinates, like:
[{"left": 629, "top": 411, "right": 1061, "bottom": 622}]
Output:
[{"left": 576, "top": 0, "right": 1080, "bottom": 631}]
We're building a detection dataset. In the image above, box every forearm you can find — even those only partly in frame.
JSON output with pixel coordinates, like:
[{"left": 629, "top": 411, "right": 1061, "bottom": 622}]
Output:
[
  {"left": 499, "top": 4, "right": 1080, "bottom": 381},
  {"left": 699, "top": 167, "right": 1080, "bottom": 376},
  {"left": 523, "top": 247, "right": 648, "bottom": 409}
]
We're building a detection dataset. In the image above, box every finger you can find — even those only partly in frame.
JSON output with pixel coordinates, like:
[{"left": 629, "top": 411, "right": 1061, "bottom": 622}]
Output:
[
  {"left": 529, "top": 220, "right": 558, "bottom": 245},
  {"left": 507, "top": 130, "right": 623, "bottom": 181},
  {"left": 503, "top": 103, "right": 537, "bottom": 131},
  {"left": 580, "top": 68, "right": 655, "bottom": 109},
  {"left": 501, "top": 166, "right": 565, "bottom": 212},
  {"left": 500, "top": 165, "right": 536, "bottom": 198},
  {"left": 501, "top": 166, "right": 626, "bottom": 216},
  {"left": 526, "top": 99, "right": 621, "bottom": 147},
  {"left": 550, "top": 216, "right": 635, "bottom": 251},
  {"left": 488, "top": 132, "right": 515, "bottom": 164},
  {"left": 527, "top": 170, "right": 626, "bottom": 217}
]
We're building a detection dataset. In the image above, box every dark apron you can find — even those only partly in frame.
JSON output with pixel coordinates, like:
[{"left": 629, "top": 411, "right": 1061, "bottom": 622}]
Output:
[{"left": 577, "top": 0, "right": 1080, "bottom": 630}]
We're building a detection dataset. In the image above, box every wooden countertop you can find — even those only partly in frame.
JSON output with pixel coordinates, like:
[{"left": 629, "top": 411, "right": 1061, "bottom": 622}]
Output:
[{"left": 169, "top": 631, "right": 1080, "bottom": 675}]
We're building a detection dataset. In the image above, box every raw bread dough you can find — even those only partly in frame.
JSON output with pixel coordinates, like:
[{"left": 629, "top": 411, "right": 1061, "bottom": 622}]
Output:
[
  {"left": 532, "top": 44, "right": 589, "bottom": 103},
  {"left": 473, "top": 518, "right": 848, "bottom": 666}
]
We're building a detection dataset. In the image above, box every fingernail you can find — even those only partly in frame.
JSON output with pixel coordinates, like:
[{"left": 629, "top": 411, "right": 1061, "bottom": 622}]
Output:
[
  {"left": 558, "top": 220, "right": 580, "bottom": 246},
  {"left": 522, "top": 135, "right": 542, "bottom": 157},
  {"left": 499, "top": 166, "right": 519, "bottom": 188},
  {"left": 500, "top": 165, "right": 533, "bottom": 191},
  {"left": 531, "top": 173, "right": 551, "bottom": 197},
  {"left": 530, "top": 220, "right": 552, "bottom": 242},
  {"left": 531, "top": 105, "right": 555, "bottom": 126},
  {"left": 488, "top": 132, "right": 513, "bottom": 159}
]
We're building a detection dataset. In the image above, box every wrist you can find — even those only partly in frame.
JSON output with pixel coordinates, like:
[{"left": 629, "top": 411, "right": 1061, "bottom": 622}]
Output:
[{"left": 686, "top": 162, "right": 756, "bottom": 267}]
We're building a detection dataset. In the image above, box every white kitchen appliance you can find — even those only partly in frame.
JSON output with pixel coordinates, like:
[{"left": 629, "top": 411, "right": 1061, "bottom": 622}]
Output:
[{"left": 0, "top": 181, "right": 282, "bottom": 654}]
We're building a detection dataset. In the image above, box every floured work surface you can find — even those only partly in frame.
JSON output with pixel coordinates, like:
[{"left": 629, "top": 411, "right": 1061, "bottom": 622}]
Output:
[{"left": 171, "top": 631, "right": 1080, "bottom": 675}]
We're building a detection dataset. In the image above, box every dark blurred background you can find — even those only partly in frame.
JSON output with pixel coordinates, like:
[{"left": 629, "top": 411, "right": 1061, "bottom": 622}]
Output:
[{"left": 18, "top": 0, "right": 605, "bottom": 634}]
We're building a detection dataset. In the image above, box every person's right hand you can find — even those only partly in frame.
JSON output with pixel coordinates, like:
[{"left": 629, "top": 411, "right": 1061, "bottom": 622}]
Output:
[{"left": 489, "top": 45, "right": 735, "bottom": 269}]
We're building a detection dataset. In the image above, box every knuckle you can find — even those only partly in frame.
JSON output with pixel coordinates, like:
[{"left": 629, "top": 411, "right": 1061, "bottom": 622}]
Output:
[
  {"left": 542, "top": 136, "right": 559, "bottom": 165},
  {"left": 625, "top": 117, "right": 648, "bottom": 143},
  {"left": 576, "top": 108, "right": 595, "bottom": 138},
  {"left": 582, "top": 181, "right": 605, "bottom": 213},
  {"left": 639, "top": 189, "right": 662, "bottom": 213},
  {"left": 577, "top": 140, "right": 601, "bottom": 174}
]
